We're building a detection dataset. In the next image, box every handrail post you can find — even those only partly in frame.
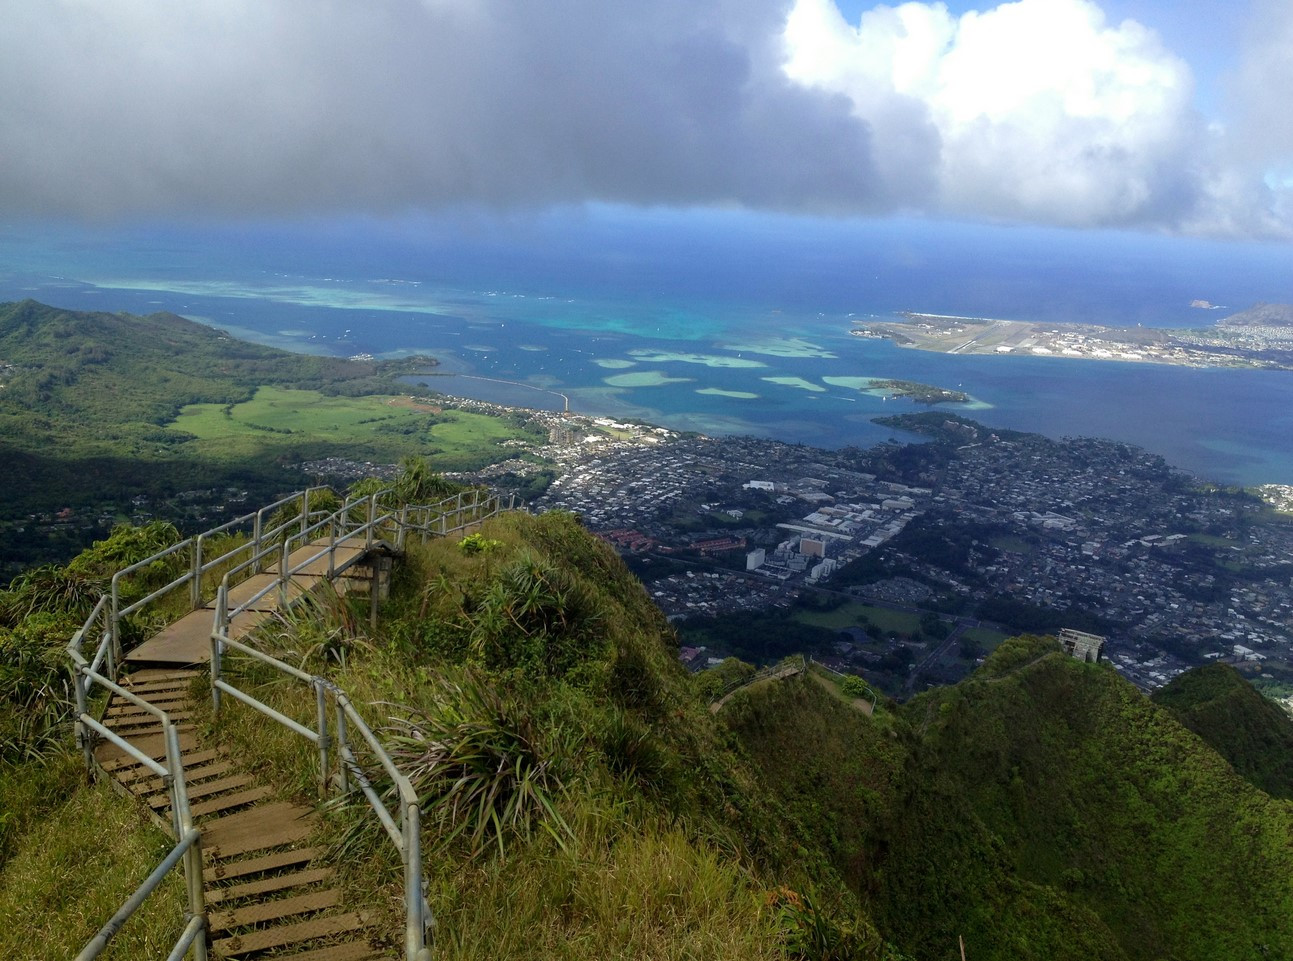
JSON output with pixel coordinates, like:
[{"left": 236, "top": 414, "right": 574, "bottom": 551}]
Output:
[
  {"left": 405, "top": 801, "right": 425, "bottom": 961},
  {"left": 367, "top": 495, "right": 377, "bottom": 549},
  {"left": 315, "top": 680, "right": 331, "bottom": 800},
  {"left": 211, "top": 588, "right": 226, "bottom": 716},
  {"left": 301, "top": 488, "right": 311, "bottom": 538},
  {"left": 72, "top": 665, "right": 94, "bottom": 774},
  {"left": 190, "top": 536, "right": 203, "bottom": 611},
  {"left": 280, "top": 539, "right": 291, "bottom": 610},
  {"left": 253, "top": 511, "right": 264, "bottom": 573},
  {"left": 109, "top": 576, "right": 121, "bottom": 676},
  {"left": 166, "top": 724, "right": 208, "bottom": 961},
  {"left": 334, "top": 701, "right": 351, "bottom": 795}
]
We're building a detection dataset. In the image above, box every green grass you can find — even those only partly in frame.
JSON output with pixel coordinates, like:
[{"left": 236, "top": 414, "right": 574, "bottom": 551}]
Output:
[
  {"left": 0, "top": 772, "right": 187, "bottom": 960},
  {"left": 963, "top": 627, "right": 1010, "bottom": 650},
  {"left": 172, "top": 386, "right": 534, "bottom": 469},
  {"left": 1187, "top": 533, "right": 1242, "bottom": 548},
  {"left": 793, "top": 602, "right": 921, "bottom": 635},
  {"left": 989, "top": 535, "right": 1036, "bottom": 554}
]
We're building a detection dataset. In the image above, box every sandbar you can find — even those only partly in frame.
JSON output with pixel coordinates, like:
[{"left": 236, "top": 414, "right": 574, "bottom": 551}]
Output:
[
  {"left": 763, "top": 376, "right": 827, "bottom": 393},
  {"left": 604, "top": 371, "right": 695, "bottom": 388}
]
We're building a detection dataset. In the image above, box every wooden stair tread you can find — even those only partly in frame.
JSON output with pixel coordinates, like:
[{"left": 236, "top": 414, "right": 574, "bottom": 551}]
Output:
[
  {"left": 113, "top": 747, "right": 222, "bottom": 783},
  {"left": 106, "top": 696, "right": 189, "bottom": 714},
  {"left": 206, "top": 846, "right": 324, "bottom": 884},
  {"left": 213, "top": 910, "right": 370, "bottom": 957},
  {"left": 210, "top": 888, "right": 341, "bottom": 932},
  {"left": 132, "top": 758, "right": 235, "bottom": 794},
  {"left": 147, "top": 774, "right": 255, "bottom": 809},
  {"left": 204, "top": 803, "right": 317, "bottom": 860},
  {"left": 208, "top": 867, "right": 335, "bottom": 904},
  {"left": 272, "top": 940, "right": 387, "bottom": 961},
  {"left": 191, "top": 786, "right": 274, "bottom": 818}
]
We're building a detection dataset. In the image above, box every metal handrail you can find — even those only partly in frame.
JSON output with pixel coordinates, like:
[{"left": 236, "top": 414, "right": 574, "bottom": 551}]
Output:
[
  {"left": 210, "top": 586, "right": 431, "bottom": 960},
  {"left": 67, "top": 483, "right": 512, "bottom": 961},
  {"left": 808, "top": 656, "right": 880, "bottom": 713}
]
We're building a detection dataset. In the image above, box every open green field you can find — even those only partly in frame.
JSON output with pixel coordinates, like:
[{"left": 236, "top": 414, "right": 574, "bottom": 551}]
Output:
[
  {"left": 989, "top": 535, "right": 1036, "bottom": 554},
  {"left": 794, "top": 602, "right": 922, "bottom": 635},
  {"left": 171, "top": 387, "right": 537, "bottom": 471},
  {"left": 1188, "top": 533, "right": 1242, "bottom": 549},
  {"left": 963, "top": 626, "right": 1010, "bottom": 650}
]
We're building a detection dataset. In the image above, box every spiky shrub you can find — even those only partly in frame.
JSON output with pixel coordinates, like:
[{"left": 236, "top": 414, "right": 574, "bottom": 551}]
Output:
[
  {"left": 0, "top": 612, "right": 78, "bottom": 760},
  {"left": 384, "top": 672, "right": 573, "bottom": 860},
  {"left": 466, "top": 550, "right": 605, "bottom": 679},
  {"left": 771, "top": 887, "right": 900, "bottom": 961},
  {"left": 0, "top": 565, "right": 104, "bottom": 627}
]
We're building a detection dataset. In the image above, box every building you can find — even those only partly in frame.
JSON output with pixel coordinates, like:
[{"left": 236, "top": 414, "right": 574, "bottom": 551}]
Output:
[
  {"left": 800, "top": 537, "right": 826, "bottom": 558},
  {"left": 1059, "top": 628, "right": 1106, "bottom": 663},
  {"left": 746, "top": 548, "right": 766, "bottom": 571}
]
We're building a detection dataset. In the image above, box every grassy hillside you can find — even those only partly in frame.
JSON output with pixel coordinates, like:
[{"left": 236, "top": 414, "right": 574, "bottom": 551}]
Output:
[
  {"left": 882, "top": 637, "right": 1293, "bottom": 960},
  {"left": 727, "top": 634, "right": 1293, "bottom": 960},
  {"left": 0, "top": 487, "right": 906, "bottom": 960},
  {"left": 7, "top": 486, "right": 1293, "bottom": 959},
  {"left": 0, "top": 300, "right": 546, "bottom": 572},
  {"left": 1152, "top": 662, "right": 1293, "bottom": 798}
]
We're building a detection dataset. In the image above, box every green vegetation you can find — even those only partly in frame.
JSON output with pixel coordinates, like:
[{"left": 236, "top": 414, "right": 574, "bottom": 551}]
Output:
[
  {"left": 173, "top": 386, "right": 536, "bottom": 470},
  {"left": 866, "top": 380, "right": 969, "bottom": 404},
  {"left": 1153, "top": 663, "right": 1293, "bottom": 799},
  {"left": 7, "top": 481, "right": 1293, "bottom": 960},
  {"left": 0, "top": 300, "right": 546, "bottom": 573},
  {"left": 0, "top": 775, "right": 186, "bottom": 960}
]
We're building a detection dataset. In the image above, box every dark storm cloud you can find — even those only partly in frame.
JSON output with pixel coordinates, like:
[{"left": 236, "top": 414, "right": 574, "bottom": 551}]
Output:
[{"left": 0, "top": 0, "right": 906, "bottom": 218}]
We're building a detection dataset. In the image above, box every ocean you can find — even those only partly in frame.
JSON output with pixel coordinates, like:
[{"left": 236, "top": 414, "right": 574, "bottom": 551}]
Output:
[{"left": 3, "top": 210, "right": 1293, "bottom": 486}]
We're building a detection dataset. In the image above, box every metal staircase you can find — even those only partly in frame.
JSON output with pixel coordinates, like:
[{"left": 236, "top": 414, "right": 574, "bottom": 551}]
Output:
[{"left": 65, "top": 486, "right": 514, "bottom": 960}]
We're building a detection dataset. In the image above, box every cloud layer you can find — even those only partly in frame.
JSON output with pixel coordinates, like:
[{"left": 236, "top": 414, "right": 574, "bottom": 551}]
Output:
[{"left": 0, "top": 0, "right": 1289, "bottom": 236}]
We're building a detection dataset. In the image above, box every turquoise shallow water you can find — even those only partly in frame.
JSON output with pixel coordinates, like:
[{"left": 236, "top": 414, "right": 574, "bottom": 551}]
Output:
[{"left": 3, "top": 216, "right": 1293, "bottom": 486}]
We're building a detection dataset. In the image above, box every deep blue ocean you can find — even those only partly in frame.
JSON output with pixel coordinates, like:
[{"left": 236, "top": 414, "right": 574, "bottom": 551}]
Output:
[{"left": 3, "top": 209, "right": 1293, "bottom": 485}]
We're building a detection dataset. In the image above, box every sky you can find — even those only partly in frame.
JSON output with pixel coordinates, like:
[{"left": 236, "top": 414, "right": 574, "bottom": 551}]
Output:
[{"left": 1, "top": 0, "right": 1291, "bottom": 241}]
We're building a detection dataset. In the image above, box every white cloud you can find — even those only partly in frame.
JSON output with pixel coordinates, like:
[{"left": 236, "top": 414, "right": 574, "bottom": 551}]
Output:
[
  {"left": 0, "top": 0, "right": 1289, "bottom": 238},
  {"left": 783, "top": 0, "right": 1211, "bottom": 227}
]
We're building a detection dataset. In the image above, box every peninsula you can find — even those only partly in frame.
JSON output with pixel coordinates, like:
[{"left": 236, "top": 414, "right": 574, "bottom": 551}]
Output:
[{"left": 851, "top": 302, "right": 1293, "bottom": 369}]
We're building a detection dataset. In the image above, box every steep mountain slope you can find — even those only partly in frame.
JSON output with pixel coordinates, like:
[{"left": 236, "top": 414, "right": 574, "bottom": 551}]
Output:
[
  {"left": 880, "top": 637, "right": 1293, "bottom": 961},
  {"left": 728, "top": 635, "right": 1293, "bottom": 961},
  {"left": 1152, "top": 662, "right": 1293, "bottom": 799}
]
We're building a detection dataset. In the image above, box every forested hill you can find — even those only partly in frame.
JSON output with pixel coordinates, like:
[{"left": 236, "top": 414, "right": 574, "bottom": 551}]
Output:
[
  {"left": 0, "top": 299, "right": 407, "bottom": 454},
  {"left": 726, "top": 634, "right": 1293, "bottom": 961},
  {"left": 0, "top": 300, "right": 543, "bottom": 575},
  {"left": 1153, "top": 662, "right": 1293, "bottom": 798}
]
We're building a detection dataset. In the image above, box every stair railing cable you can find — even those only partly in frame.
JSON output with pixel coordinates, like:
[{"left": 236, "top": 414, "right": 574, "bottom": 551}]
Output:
[{"left": 708, "top": 654, "right": 806, "bottom": 709}]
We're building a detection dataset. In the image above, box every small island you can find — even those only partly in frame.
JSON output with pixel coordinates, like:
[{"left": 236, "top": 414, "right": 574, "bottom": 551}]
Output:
[{"left": 868, "top": 378, "right": 969, "bottom": 404}]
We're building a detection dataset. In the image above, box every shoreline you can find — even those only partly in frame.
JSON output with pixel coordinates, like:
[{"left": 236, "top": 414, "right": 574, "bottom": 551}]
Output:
[{"left": 851, "top": 312, "right": 1293, "bottom": 370}]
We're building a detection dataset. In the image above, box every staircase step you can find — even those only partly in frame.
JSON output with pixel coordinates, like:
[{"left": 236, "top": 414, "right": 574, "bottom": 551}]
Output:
[
  {"left": 210, "top": 888, "right": 341, "bottom": 933},
  {"left": 107, "top": 707, "right": 193, "bottom": 724},
  {"left": 213, "top": 911, "right": 371, "bottom": 957},
  {"left": 273, "top": 940, "right": 387, "bottom": 961},
  {"left": 107, "top": 695, "right": 189, "bottom": 715},
  {"left": 191, "top": 786, "right": 273, "bottom": 818},
  {"left": 203, "top": 803, "right": 317, "bottom": 860},
  {"left": 114, "top": 747, "right": 222, "bottom": 783},
  {"left": 147, "top": 774, "right": 256, "bottom": 809},
  {"left": 206, "top": 846, "right": 324, "bottom": 884},
  {"left": 208, "top": 867, "right": 335, "bottom": 904},
  {"left": 123, "top": 669, "right": 202, "bottom": 688},
  {"left": 132, "top": 758, "right": 234, "bottom": 794}
]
